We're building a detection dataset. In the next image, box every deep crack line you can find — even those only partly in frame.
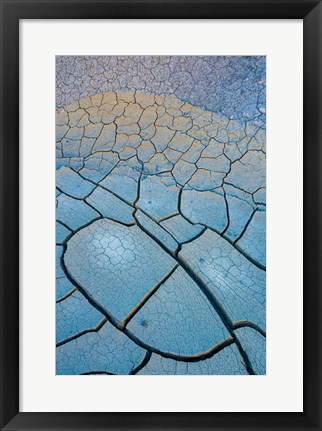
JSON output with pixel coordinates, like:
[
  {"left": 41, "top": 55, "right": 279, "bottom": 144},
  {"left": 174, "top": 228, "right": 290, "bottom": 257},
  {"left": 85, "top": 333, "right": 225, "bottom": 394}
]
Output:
[
  {"left": 59, "top": 240, "right": 239, "bottom": 363},
  {"left": 129, "top": 351, "right": 152, "bottom": 375},
  {"left": 56, "top": 85, "right": 265, "bottom": 374},
  {"left": 122, "top": 265, "right": 179, "bottom": 328},
  {"left": 59, "top": 213, "right": 259, "bottom": 372},
  {"left": 56, "top": 317, "right": 108, "bottom": 347},
  {"left": 80, "top": 371, "right": 115, "bottom": 375},
  {"left": 233, "top": 320, "right": 266, "bottom": 338}
]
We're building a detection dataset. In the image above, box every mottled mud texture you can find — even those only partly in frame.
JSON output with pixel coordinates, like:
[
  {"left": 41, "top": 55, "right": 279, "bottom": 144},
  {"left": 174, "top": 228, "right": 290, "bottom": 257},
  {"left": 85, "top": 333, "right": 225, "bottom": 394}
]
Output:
[{"left": 56, "top": 56, "right": 266, "bottom": 375}]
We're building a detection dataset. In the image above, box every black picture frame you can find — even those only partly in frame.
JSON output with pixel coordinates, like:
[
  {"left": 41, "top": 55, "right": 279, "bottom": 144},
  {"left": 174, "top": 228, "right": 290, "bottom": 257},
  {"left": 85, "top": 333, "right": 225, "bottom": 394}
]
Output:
[{"left": 0, "top": 0, "right": 321, "bottom": 430}]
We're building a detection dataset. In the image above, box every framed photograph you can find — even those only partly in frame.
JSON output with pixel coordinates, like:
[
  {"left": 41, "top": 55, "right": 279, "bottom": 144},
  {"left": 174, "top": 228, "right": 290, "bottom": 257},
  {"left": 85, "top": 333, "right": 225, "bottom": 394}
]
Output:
[{"left": 0, "top": 0, "right": 321, "bottom": 430}]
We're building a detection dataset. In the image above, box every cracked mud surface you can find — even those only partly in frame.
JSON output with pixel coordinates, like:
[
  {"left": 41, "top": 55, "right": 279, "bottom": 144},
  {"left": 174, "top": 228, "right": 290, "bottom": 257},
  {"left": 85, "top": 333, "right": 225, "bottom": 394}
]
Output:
[{"left": 56, "top": 56, "right": 266, "bottom": 375}]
